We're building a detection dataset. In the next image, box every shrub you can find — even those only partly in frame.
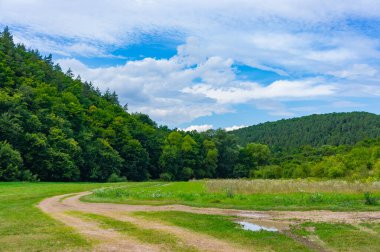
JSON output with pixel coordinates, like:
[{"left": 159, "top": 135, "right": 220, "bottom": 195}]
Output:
[
  {"left": 107, "top": 173, "right": 127, "bottom": 183},
  {"left": 364, "top": 192, "right": 377, "bottom": 205},
  {"left": 20, "top": 170, "right": 39, "bottom": 182},
  {"left": 181, "top": 167, "right": 194, "bottom": 181},
  {"left": 159, "top": 172, "right": 173, "bottom": 181},
  {"left": 308, "top": 193, "right": 324, "bottom": 203}
]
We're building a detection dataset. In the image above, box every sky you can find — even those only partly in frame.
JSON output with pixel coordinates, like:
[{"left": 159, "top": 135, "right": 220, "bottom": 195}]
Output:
[{"left": 1, "top": 1, "right": 380, "bottom": 131}]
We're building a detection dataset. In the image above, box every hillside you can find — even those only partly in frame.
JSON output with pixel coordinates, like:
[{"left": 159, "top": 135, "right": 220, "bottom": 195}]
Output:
[
  {"left": 232, "top": 112, "right": 380, "bottom": 147},
  {"left": 0, "top": 28, "right": 171, "bottom": 182},
  {"left": 0, "top": 28, "right": 240, "bottom": 182}
]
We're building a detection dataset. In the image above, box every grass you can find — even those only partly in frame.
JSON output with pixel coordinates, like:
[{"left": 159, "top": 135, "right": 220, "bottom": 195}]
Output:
[
  {"left": 83, "top": 180, "right": 380, "bottom": 211},
  {"left": 292, "top": 222, "right": 380, "bottom": 252},
  {"left": 69, "top": 211, "right": 197, "bottom": 251},
  {"left": 0, "top": 182, "right": 133, "bottom": 251},
  {"left": 133, "top": 211, "right": 311, "bottom": 251},
  {"left": 360, "top": 223, "right": 380, "bottom": 234},
  {"left": 2, "top": 180, "right": 379, "bottom": 251},
  {"left": 206, "top": 179, "right": 380, "bottom": 194}
]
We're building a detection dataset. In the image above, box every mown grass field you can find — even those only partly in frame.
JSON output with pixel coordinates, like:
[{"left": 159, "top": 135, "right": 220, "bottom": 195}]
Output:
[
  {"left": 0, "top": 182, "right": 129, "bottom": 251},
  {"left": 84, "top": 180, "right": 380, "bottom": 211}
]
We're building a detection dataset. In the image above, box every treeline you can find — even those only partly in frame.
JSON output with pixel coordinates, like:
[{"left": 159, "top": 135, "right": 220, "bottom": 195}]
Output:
[
  {"left": 232, "top": 112, "right": 380, "bottom": 147},
  {"left": 1, "top": 27, "right": 380, "bottom": 182},
  {"left": 253, "top": 138, "right": 380, "bottom": 180}
]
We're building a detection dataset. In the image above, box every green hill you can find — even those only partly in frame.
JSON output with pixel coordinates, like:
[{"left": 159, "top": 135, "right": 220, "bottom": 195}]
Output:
[
  {"left": 0, "top": 28, "right": 240, "bottom": 182},
  {"left": 0, "top": 27, "right": 169, "bottom": 182},
  {"left": 231, "top": 112, "right": 380, "bottom": 147}
]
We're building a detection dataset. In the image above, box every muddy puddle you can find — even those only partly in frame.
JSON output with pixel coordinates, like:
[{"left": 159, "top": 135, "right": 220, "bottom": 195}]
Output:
[{"left": 237, "top": 221, "right": 278, "bottom": 232}]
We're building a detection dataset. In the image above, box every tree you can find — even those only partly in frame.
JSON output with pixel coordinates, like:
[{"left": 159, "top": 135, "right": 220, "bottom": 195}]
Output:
[
  {"left": 214, "top": 129, "right": 239, "bottom": 178},
  {"left": 0, "top": 141, "right": 23, "bottom": 181},
  {"left": 120, "top": 139, "right": 149, "bottom": 181},
  {"left": 181, "top": 135, "right": 198, "bottom": 180},
  {"left": 86, "top": 138, "right": 124, "bottom": 181},
  {"left": 234, "top": 143, "right": 271, "bottom": 178},
  {"left": 159, "top": 131, "right": 183, "bottom": 180},
  {"left": 202, "top": 139, "right": 218, "bottom": 178}
]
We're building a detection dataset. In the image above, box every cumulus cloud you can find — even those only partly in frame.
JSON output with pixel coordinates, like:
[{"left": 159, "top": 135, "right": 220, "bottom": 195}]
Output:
[
  {"left": 182, "top": 78, "right": 336, "bottom": 104},
  {"left": 58, "top": 53, "right": 338, "bottom": 126},
  {"left": 225, "top": 125, "right": 246, "bottom": 131},
  {"left": 181, "top": 124, "right": 214, "bottom": 132},
  {"left": 2, "top": 1, "right": 380, "bottom": 126},
  {"left": 57, "top": 55, "right": 235, "bottom": 125}
]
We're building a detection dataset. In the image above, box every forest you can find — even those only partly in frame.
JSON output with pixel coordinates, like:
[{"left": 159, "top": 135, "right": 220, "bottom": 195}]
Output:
[
  {"left": 1, "top": 27, "right": 380, "bottom": 182},
  {"left": 232, "top": 112, "right": 380, "bottom": 147}
]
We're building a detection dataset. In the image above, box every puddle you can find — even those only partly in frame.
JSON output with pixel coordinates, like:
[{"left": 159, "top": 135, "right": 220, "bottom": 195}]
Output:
[{"left": 237, "top": 221, "right": 278, "bottom": 232}]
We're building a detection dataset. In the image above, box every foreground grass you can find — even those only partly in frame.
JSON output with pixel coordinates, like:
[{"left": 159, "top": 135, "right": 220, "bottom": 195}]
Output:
[
  {"left": 292, "top": 222, "right": 380, "bottom": 252},
  {"left": 70, "top": 212, "right": 196, "bottom": 251},
  {"left": 84, "top": 180, "right": 380, "bottom": 211},
  {"left": 0, "top": 182, "right": 136, "bottom": 251},
  {"left": 133, "top": 211, "right": 310, "bottom": 251}
]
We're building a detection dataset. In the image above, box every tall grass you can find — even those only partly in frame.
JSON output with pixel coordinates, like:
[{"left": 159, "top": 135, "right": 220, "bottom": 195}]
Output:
[{"left": 205, "top": 179, "right": 380, "bottom": 194}]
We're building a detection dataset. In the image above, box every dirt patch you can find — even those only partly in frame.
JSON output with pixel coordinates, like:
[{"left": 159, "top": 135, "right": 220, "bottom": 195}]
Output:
[
  {"left": 39, "top": 193, "right": 248, "bottom": 252},
  {"left": 38, "top": 191, "right": 380, "bottom": 251}
]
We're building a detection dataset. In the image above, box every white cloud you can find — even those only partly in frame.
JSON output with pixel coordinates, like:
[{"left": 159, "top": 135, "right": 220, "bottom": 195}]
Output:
[
  {"left": 328, "top": 64, "right": 378, "bottom": 79},
  {"left": 183, "top": 78, "right": 336, "bottom": 104},
  {"left": 2, "top": 1, "right": 380, "bottom": 126},
  {"left": 181, "top": 124, "right": 214, "bottom": 132},
  {"left": 225, "top": 125, "right": 246, "bottom": 131},
  {"left": 57, "top": 56, "right": 235, "bottom": 125},
  {"left": 58, "top": 54, "right": 338, "bottom": 126}
]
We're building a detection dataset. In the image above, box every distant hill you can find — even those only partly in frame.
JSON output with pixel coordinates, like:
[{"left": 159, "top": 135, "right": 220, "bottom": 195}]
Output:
[{"left": 231, "top": 112, "right": 380, "bottom": 147}]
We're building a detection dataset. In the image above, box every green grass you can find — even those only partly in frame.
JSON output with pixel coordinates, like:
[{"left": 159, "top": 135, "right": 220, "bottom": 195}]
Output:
[
  {"left": 133, "top": 211, "right": 311, "bottom": 251},
  {"left": 0, "top": 182, "right": 134, "bottom": 251},
  {"left": 2, "top": 180, "right": 379, "bottom": 251},
  {"left": 70, "top": 212, "right": 197, "bottom": 251},
  {"left": 360, "top": 223, "right": 380, "bottom": 234},
  {"left": 292, "top": 222, "right": 380, "bottom": 252},
  {"left": 83, "top": 180, "right": 380, "bottom": 211}
]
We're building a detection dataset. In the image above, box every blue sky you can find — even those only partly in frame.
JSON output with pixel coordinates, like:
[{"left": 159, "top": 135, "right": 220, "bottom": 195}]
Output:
[{"left": 1, "top": 1, "right": 380, "bottom": 131}]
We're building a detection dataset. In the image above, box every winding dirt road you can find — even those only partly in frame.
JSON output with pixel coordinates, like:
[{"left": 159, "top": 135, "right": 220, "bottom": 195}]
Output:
[{"left": 38, "top": 192, "right": 380, "bottom": 252}]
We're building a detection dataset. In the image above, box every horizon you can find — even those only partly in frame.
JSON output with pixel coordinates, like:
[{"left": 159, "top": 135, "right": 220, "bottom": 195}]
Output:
[{"left": 1, "top": 1, "right": 380, "bottom": 131}]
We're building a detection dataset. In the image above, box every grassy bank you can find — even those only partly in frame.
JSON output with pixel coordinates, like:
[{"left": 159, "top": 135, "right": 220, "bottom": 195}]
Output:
[
  {"left": 83, "top": 180, "right": 380, "bottom": 211},
  {"left": 0, "top": 182, "right": 129, "bottom": 251}
]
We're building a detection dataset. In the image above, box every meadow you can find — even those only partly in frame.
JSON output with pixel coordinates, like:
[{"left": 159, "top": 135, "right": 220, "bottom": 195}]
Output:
[
  {"left": 84, "top": 179, "right": 380, "bottom": 211},
  {"left": 1, "top": 180, "right": 379, "bottom": 251}
]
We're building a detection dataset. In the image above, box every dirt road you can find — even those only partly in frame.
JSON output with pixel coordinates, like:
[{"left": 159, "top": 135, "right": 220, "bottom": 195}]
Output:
[{"left": 38, "top": 192, "right": 380, "bottom": 251}]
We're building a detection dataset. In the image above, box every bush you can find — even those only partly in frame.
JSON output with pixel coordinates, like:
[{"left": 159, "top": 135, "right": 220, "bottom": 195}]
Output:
[
  {"left": 20, "top": 170, "right": 39, "bottom": 182},
  {"left": 308, "top": 193, "right": 324, "bottom": 203},
  {"left": 107, "top": 173, "right": 127, "bottom": 183},
  {"left": 181, "top": 167, "right": 194, "bottom": 181},
  {"left": 233, "top": 164, "right": 249, "bottom": 178},
  {"left": 252, "top": 165, "right": 281, "bottom": 179},
  {"left": 364, "top": 192, "right": 377, "bottom": 205},
  {"left": 159, "top": 172, "right": 173, "bottom": 181}
]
